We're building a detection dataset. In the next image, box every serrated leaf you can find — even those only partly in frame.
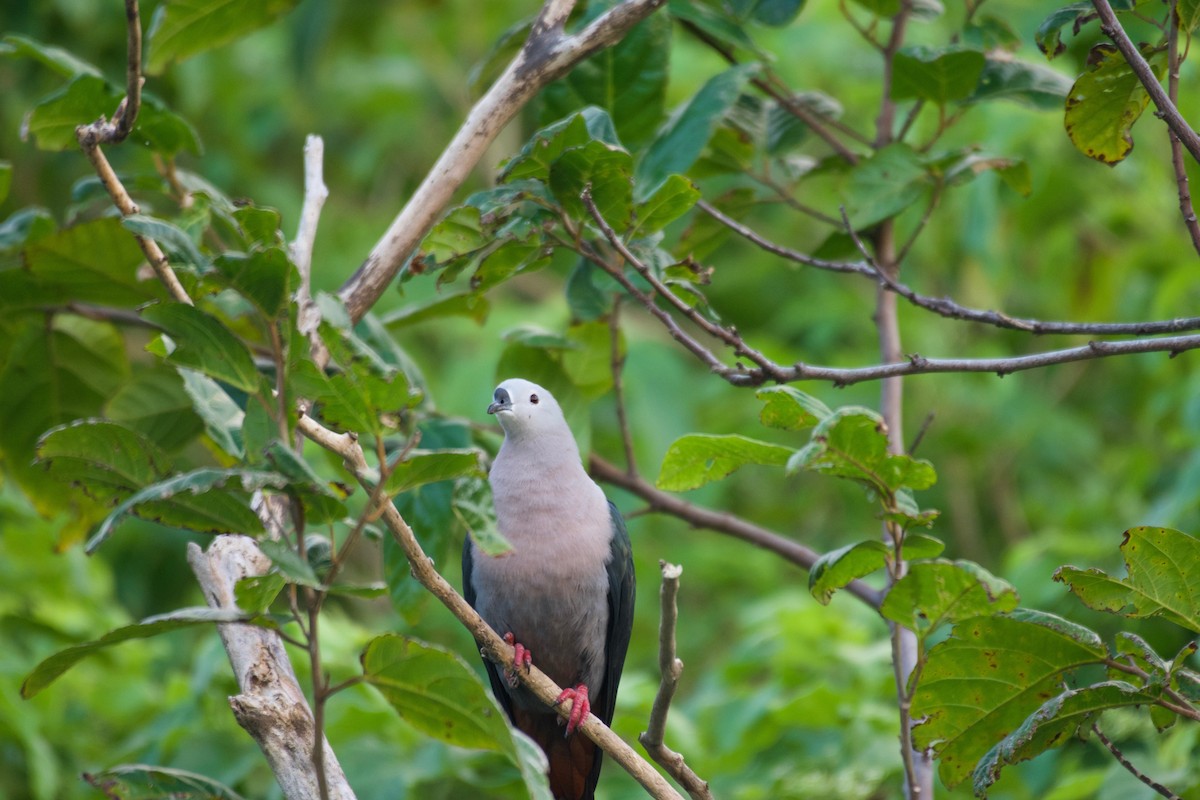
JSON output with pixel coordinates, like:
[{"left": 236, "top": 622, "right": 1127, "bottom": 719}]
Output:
[
  {"left": 843, "top": 143, "right": 929, "bottom": 228},
  {"left": 141, "top": 303, "right": 260, "bottom": 393},
  {"left": 383, "top": 450, "right": 484, "bottom": 496},
  {"left": 911, "top": 610, "right": 1108, "bottom": 788},
  {"left": 146, "top": 0, "right": 301, "bottom": 75},
  {"left": 756, "top": 386, "right": 832, "bottom": 431},
  {"left": 1065, "top": 44, "right": 1166, "bottom": 165},
  {"left": 84, "top": 468, "right": 280, "bottom": 553},
  {"left": 973, "top": 682, "right": 1157, "bottom": 794},
  {"left": 788, "top": 407, "right": 936, "bottom": 497},
  {"left": 808, "top": 540, "right": 889, "bottom": 605},
  {"left": 421, "top": 206, "right": 488, "bottom": 265},
  {"left": 502, "top": 108, "right": 620, "bottom": 183},
  {"left": 892, "top": 47, "right": 986, "bottom": 104},
  {"left": 632, "top": 174, "right": 700, "bottom": 236},
  {"left": 453, "top": 477, "right": 512, "bottom": 557},
  {"left": 22, "top": 608, "right": 256, "bottom": 698},
  {"left": 212, "top": 248, "right": 292, "bottom": 318},
  {"left": 362, "top": 634, "right": 516, "bottom": 750},
  {"left": 549, "top": 140, "right": 634, "bottom": 229},
  {"left": 657, "top": 433, "right": 793, "bottom": 492},
  {"left": 1054, "top": 526, "right": 1200, "bottom": 633},
  {"left": 37, "top": 419, "right": 173, "bottom": 498},
  {"left": 637, "top": 63, "right": 760, "bottom": 196},
  {"left": 881, "top": 560, "right": 1018, "bottom": 635}
]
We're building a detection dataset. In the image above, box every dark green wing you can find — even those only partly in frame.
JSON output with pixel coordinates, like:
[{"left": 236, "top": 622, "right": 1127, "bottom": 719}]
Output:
[{"left": 596, "top": 499, "right": 635, "bottom": 727}]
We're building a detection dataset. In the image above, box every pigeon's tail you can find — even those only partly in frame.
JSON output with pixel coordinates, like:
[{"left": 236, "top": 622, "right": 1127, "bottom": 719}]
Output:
[{"left": 513, "top": 707, "right": 603, "bottom": 800}]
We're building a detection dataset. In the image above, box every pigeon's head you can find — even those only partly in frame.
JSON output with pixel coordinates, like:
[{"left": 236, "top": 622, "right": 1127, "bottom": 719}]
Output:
[{"left": 488, "top": 378, "right": 567, "bottom": 439}]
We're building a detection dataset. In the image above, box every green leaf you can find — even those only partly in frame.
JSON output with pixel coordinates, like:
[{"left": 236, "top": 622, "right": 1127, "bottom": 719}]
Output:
[
  {"left": 24, "top": 217, "right": 156, "bottom": 306},
  {"left": 1065, "top": 44, "right": 1166, "bottom": 165},
  {"left": 421, "top": 206, "right": 488, "bottom": 265},
  {"left": 212, "top": 248, "right": 293, "bottom": 318},
  {"left": 637, "top": 63, "right": 760, "bottom": 195},
  {"left": 146, "top": 0, "right": 302, "bottom": 75},
  {"left": 541, "top": 8, "right": 670, "bottom": 146},
  {"left": 548, "top": 140, "right": 634, "bottom": 229},
  {"left": 502, "top": 109, "right": 620, "bottom": 183},
  {"left": 745, "top": 0, "right": 807, "bottom": 26},
  {"left": 911, "top": 610, "right": 1108, "bottom": 788},
  {"left": 1035, "top": 0, "right": 1133, "bottom": 58},
  {"left": 37, "top": 419, "right": 173, "bottom": 499},
  {"left": 382, "top": 291, "right": 491, "bottom": 329},
  {"left": 178, "top": 368, "right": 245, "bottom": 458},
  {"left": 657, "top": 433, "right": 793, "bottom": 492},
  {"left": 0, "top": 161, "right": 10, "bottom": 205},
  {"left": 257, "top": 538, "right": 320, "bottom": 587},
  {"left": 0, "top": 33, "right": 103, "bottom": 78},
  {"left": 881, "top": 560, "right": 1018, "bottom": 635},
  {"left": 23, "top": 74, "right": 112, "bottom": 151},
  {"left": 632, "top": 174, "right": 700, "bottom": 236},
  {"left": 969, "top": 57, "right": 1073, "bottom": 110},
  {"left": 141, "top": 303, "right": 260, "bottom": 393},
  {"left": 563, "top": 320, "right": 620, "bottom": 397},
  {"left": 453, "top": 477, "right": 512, "bottom": 557},
  {"left": 788, "top": 407, "right": 936, "bottom": 496},
  {"left": 565, "top": 260, "right": 613, "bottom": 322},
  {"left": 973, "top": 682, "right": 1158, "bottom": 794},
  {"left": 891, "top": 47, "right": 986, "bottom": 104},
  {"left": 384, "top": 450, "right": 485, "bottom": 496},
  {"left": 361, "top": 634, "right": 517, "bottom": 751},
  {"left": 756, "top": 386, "right": 832, "bottom": 431},
  {"left": 843, "top": 143, "right": 930, "bottom": 229},
  {"left": 232, "top": 205, "right": 283, "bottom": 247},
  {"left": 291, "top": 357, "right": 414, "bottom": 440},
  {"left": 234, "top": 573, "right": 287, "bottom": 614},
  {"left": 106, "top": 366, "right": 205, "bottom": 451},
  {"left": 808, "top": 540, "right": 889, "bottom": 605},
  {"left": 668, "top": 0, "right": 767, "bottom": 58},
  {"left": 904, "top": 532, "right": 947, "bottom": 559},
  {"left": 1180, "top": 0, "right": 1200, "bottom": 33},
  {"left": 1054, "top": 526, "right": 1200, "bottom": 633},
  {"left": 22, "top": 608, "right": 256, "bottom": 698},
  {"left": 122, "top": 214, "right": 209, "bottom": 271},
  {"left": 84, "top": 468, "right": 280, "bottom": 553}
]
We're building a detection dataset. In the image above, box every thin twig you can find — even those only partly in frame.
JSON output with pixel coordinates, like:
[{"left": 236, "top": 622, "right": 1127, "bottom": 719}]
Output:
[
  {"left": 701, "top": 200, "right": 1200, "bottom": 336},
  {"left": 1092, "top": 0, "right": 1200, "bottom": 163},
  {"left": 339, "top": 0, "right": 668, "bottom": 322},
  {"left": 639, "top": 562, "right": 713, "bottom": 800},
  {"left": 589, "top": 455, "right": 885, "bottom": 609},
  {"left": 609, "top": 298, "right": 639, "bottom": 475},
  {"left": 296, "top": 414, "right": 684, "bottom": 800},
  {"left": 1165, "top": 1, "right": 1200, "bottom": 256},
  {"left": 1092, "top": 724, "right": 1181, "bottom": 799}
]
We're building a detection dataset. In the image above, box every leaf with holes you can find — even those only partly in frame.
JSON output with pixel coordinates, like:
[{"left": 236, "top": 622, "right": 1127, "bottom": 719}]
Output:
[
  {"left": 757, "top": 386, "right": 832, "bottom": 431},
  {"left": 658, "top": 433, "right": 793, "bottom": 492}
]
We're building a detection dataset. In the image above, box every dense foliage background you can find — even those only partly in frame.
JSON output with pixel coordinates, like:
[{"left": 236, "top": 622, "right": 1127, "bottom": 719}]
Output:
[{"left": 2, "top": 0, "right": 1199, "bottom": 798}]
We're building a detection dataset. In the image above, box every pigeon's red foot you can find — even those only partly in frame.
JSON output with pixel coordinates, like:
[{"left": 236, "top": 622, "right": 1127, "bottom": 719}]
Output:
[
  {"left": 503, "top": 632, "right": 532, "bottom": 688},
  {"left": 553, "top": 684, "right": 591, "bottom": 735}
]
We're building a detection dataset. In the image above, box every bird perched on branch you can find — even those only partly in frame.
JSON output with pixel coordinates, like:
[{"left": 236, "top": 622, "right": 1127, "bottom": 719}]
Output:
[{"left": 463, "top": 378, "right": 636, "bottom": 800}]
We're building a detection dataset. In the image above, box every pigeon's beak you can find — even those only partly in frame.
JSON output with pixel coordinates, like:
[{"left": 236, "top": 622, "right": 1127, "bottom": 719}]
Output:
[{"left": 488, "top": 387, "right": 512, "bottom": 415}]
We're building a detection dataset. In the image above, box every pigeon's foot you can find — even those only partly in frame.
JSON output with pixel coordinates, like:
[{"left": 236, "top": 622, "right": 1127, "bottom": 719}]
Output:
[
  {"left": 503, "top": 632, "right": 532, "bottom": 688},
  {"left": 553, "top": 684, "right": 590, "bottom": 735}
]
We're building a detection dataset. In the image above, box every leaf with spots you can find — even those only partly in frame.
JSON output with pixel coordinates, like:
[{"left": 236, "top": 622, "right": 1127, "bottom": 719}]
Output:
[
  {"left": 973, "top": 682, "right": 1158, "bottom": 794},
  {"left": 1064, "top": 43, "right": 1167, "bottom": 166},
  {"left": 881, "top": 560, "right": 1018, "bottom": 638},
  {"left": 1054, "top": 526, "right": 1200, "bottom": 633},
  {"left": 911, "top": 609, "right": 1108, "bottom": 788}
]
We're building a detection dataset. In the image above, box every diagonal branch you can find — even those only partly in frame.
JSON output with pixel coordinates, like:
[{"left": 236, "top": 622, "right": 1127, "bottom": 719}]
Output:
[
  {"left": 639, "top": 562, "right": 712, "bottom": 800},
  {"left": 588, "top": 455, "right": 885, "bottom": 609},
  {"left": 1092, "top": 0, "right": 1200, "bottom": 164},
  {"left": 296, "top": 415, "right": 683, "bottom": 800},
  {"left": 338, "top": 0, "right": 668, "bottom": 322}
]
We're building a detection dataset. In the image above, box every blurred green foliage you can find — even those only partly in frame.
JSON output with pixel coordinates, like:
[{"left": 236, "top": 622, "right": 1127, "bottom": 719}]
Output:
[{"left": 2, "top": 0, "right": 1200, "bottom": 798}]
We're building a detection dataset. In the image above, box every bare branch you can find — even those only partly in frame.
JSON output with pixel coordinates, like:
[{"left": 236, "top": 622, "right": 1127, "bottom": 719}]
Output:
[
  {"left": 291, "top": 136, "right": 330, "bottom": 349},
  {"left": 1092, "top": 0, "right": 1200, "bottom": 163},
  {"left": 639, "top": 563, "right": 712, "bottom": 800},
  {"left": 296, "top": 414, "right": 683, "bottom": 800},
  {"left": 1165, "top": 1, "right": 1200, "bottom": 257},
  {"left": 702, "top": 200, "right": 1200, "bottom": 336},
  {"left": 187, "top": 524, "right": 355, "bottom": 800},
  {"left": 339, "top": 0, "right": 668, "bottom": 322},
  {"left": 1092, "top": 724, "right": 1181, "bottom": 799},
  {"left": 589, "top": 455, "right": 885, "bottom": 609}
]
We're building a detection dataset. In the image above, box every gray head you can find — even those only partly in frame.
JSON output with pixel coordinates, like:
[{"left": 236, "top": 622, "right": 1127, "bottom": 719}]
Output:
[{"left": 487, "top": 378, "right": 570, "bottom": 442}]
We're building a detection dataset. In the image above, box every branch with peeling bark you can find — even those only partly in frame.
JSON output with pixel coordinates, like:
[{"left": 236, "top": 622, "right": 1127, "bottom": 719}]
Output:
[
  {"left": 640, "top": 563, "right": 712, "bottom": 800},
  {"left": 295, "top": 414, "right": 684, "bottom": 800},
  {"left": 338, "top": 0, "right": 667, "bottom": 322}
]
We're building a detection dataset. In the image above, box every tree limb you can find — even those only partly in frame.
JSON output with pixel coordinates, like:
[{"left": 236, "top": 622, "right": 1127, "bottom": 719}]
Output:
[
  {"left": 639, "top": 562, "right": 713, "bottom": 800},
  {"left": 588, "top": 455, "right": 885, "bottom": 609},
  {"left": 186, "top": 518, "right": 355, "bottom": 800},
  {"left": 296, "top": 414, "right": 683, "bottom": 800},
  {"left": 338, "top": 0, "right": 667, "bottom": 322},
  {"left": 292, "top": 134, "right": 329, "bottom": 340}
]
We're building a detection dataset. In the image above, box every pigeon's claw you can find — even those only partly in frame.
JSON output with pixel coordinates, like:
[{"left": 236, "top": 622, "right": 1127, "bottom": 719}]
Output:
[
  {"left": 553, "top": 684, "right": 591, "bottom": 735},
  {"left": 503, "top": 632, "right": 532, "bottom": 688}
]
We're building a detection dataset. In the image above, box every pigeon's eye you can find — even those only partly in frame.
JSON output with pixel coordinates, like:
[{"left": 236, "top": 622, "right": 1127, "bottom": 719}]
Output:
[{"left": 530, "top": 394, "right": 539, "bottom": 405}]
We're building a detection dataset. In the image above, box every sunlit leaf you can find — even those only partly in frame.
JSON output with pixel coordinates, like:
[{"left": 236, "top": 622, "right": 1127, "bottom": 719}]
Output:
[
  {"left": 1054, "top": 526, "right": 1200, "bottom": 633},
  {"left": 632, "top": 174, "right": 700, "bottom": 236},
  {"left": 1064, "top": 44, "right": 1166, "bottom": 166},
  {"left": 658, "top": 433, "right": 793, "bottom": 492},
  {"left": 756, "top": 386, "right": 832, "bottom": 431},
  {"left": 808, "top": 540, "right": 889, "bottom": 605},
  {"left": 383, "top": 450, "right": 485, "bottom": 496},
  {"left": 911, "top": 610, "right": 1108, "bottom": 788},
  {"left": 453, "top": 476, "right": 512, "bottom": 557},
  {"left": 788, "top": 407, "right": 936, "bottom": 496},
  {"left": 881, "top": 560, "right": 1018, "bottom": 635}
]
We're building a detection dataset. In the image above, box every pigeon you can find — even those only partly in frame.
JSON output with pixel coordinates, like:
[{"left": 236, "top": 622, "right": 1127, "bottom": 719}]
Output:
[{"left": 463, "top": 378, "right": 635, "bottom": 800}]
